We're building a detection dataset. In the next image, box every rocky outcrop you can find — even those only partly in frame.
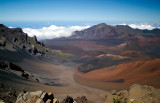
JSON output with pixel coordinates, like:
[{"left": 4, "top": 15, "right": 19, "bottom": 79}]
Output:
[
  {"left": 104, "top": 84, "right": 160, "bottom": 103},
  {"left": 0, "top": 24, "right": 47, "bottom": 56},
  {"left": 0, "top": 60, "right": 39, "bottom": 82},
  {"left": 15, "top": 84, "right": 160, "bottom": 103},
  {"left": 62, "top": 96, "right": 74, "bottom": 103},
  {"left": 74, "top": 96, "right": 89, "bottom": 103},
  {"left": 1, "top": 84, "right": 160, "bottom": 103},
  {"left": 16, "top": 92, "right": 89, "bottom": 103},
  {"left": 0, "top": 84, "right": 18, "bottom": 103},
  {"left": 16, "top": 91, "right": 57, "bottom": 103},
  {"left": 128, "top": 84, "right": 160, "bottom": 103},
  {"left": 0, "top": 60, "right": 24, "bottom": 72},
  {"left": 0, "top": 36, "right": 6, "bottom": 47}
]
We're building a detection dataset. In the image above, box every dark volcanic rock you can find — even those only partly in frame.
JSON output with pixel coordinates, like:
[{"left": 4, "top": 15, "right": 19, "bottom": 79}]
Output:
[
  {"left": 62, "top": 96, "right": 74, "bottom": 103},
  {"left": 0, "top": 60, "right": 24, "bottom": 72},
  {"left": 0, "top": 85, "right": 18, "bottom": 103},
  {"left": 21, "top": 72, "right": 29, "bottom": 79},
  {"left": 0, "top": 24, "right": 47, "bottom": 57},
  {"left": 75, "top": 96, "right": 89, "bottom": 103},
  {"left": 0, "top": 60, "right": 39, "bottom": 82},
  {"left": 13, "top": 38, "right": 18, "bottom": 42}
]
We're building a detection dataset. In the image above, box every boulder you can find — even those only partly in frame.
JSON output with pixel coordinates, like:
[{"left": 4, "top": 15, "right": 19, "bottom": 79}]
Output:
[
  {"left": 43, "top": 92, "right": 54, "bottom": 102},
  {"left": 53, "top": 98, "right": 58, "bottom": 103},
  {"left": 128, "top": 84, "right": 160, "bottom": 103},
  {"left": 105, "top": 84, "right": 160, "bottom": 103},
  {"left": 16, "top": 91, "right": 47, "bottom": 103},
  {"left": 22, "top": 45, "right": 26, "bottom": 49},
  {"left": 118, "top": 90, "right": 129, "bottom": 103},
  {"left": 62, "top": 96, "right": 74, "bottom": 103},
  {"left": 13, "top": 38, "right": 18, "bottom": 42},
  {"left": 25, "top": 95, "right": 39, "bottom": 103},
  {"left": 75, "top": 96, "right": 88, "bottom": 103},
  {"left": 33, "top": 47, "right": 38, "bottom": 55},
  {"left": 0, "top": 40, "right": 6, "bottom": 47},
  {"left": 9, "top": 62, "right": 24, "bottom": 72},
  {"left": 33, "top": 35, "right": 38, "bottom": 43},
  {"left": 16, "top": 91, "right": 55, "bottom": 103},
  {"left": 21, "top": 72, "right": 29, "bottom": 79},
  {"left": 0, "top": 99, "right": 5, "bottom": 103},
  {"left": 46, "top": 99, "right": 51, "bottom": 103},
  {"left": 0, "top": 60, "right": 23, "bottom": 72},
  {"left": 112, "top": 90, "right": 117, "bottom": 95},
  {"left": 28, "top": 48, "right": 33, "bottom": 53},
  {"left": 0, "top": 88, "right": 17, "bottom": 103}
]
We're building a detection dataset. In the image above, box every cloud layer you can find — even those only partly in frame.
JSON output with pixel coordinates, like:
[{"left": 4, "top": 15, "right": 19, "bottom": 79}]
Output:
[
  {"left": 23, "top": 24, "right": 159, "bottom": 40},
  {"left": 23, "top": 25, "right": 90, "bottom": 40},
  {"left": 118, "top": 24, "right": 158, "bottom": 30},
  {"left": 128, "top": 24, "right": 155, "bottom": 30}
]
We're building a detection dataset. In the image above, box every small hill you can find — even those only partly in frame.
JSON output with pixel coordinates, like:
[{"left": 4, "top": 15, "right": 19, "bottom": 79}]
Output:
[
  {"left": 120, "top": 51, "right": 144, "bottom": 58},
  {"left": 75, "top": 58, "right": 160, "bottom": 90}
]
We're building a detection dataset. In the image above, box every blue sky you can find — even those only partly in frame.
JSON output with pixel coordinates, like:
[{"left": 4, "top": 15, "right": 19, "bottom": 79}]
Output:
[
  {"left": 1, "top": 0, "right": 160, "bottom": 39},
  {"left": 0, "top": 0, "right": 160, "bottom": 23}
]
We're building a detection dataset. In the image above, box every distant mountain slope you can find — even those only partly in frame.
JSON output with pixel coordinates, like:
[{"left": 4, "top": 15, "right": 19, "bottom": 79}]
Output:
[
  {"left": 70, "top": 23, "right": 160, "bottom": 40},
  {"left": 45, "top": 23, "right": 160, "bottom": 72},
  {"left": 45, "top": 23, "right": 160, "bottom": 57}
]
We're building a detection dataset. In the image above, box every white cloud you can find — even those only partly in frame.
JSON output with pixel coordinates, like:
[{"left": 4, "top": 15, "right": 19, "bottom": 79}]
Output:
[
  {"left": 21, "top": 23, "right": 160, "bottom": 40},
  {"left": 8, "top": 27, "right": 14, "bottom": 28},
  {"left": 119, "top": 23, "right": 127, "bottom": 25},
  {"left": 23, "top": 25, "right": 90, "bottom": 40},
  {"left": 128, "top": 24, "right": 155, "bottom": 30},
  {"left": 113, "top": 23, "right": 158, "bottom": 30}
]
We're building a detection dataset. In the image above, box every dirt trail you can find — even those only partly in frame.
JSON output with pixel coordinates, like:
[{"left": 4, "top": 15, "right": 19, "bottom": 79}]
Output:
[
  {"left": 10, "top": 59, "right": 107, "bottom": 102},
  {"left": 56, "top": 64, "right": 106, "bottom": 101}
]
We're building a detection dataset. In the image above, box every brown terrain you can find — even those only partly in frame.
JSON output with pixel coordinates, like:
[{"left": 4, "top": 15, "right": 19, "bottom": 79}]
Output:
[
  {"left": 75, "top": 58, "right": 160, "bottom": 90},
  {"left": 1, "top": 23, "right": 160, "bottom": 103},
  {"left": 45, "top": 23, "right": 160, "bottom": 91},
  {"left": 0, "top": 24, "right": 107, "bottom": 102},
  {"left": 0, "top": 59, "right": 107, "bottom": 101}
]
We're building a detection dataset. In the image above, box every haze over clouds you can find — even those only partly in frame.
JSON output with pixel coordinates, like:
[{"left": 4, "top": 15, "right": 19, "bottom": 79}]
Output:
[
  {"left": 128, "top": 24, "right": 156, "bottom": 30},
  {"left": 119, "top": 23, "right": 159, "bottom": 30},
  {"left": 22, "top": 24, "right": 159, "bottom": 40},
  {"left": 23, "top": 25, "right": 90, "bottom": 40}
]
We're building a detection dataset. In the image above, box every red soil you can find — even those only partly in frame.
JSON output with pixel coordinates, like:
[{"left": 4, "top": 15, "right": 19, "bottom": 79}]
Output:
[
  {"left": 75, "top": 58, "right": 160, "bottom": 90},
  {"left": 120, "top": 51, "right": 142, "bottom": 58},
  {"left": 139, "top": 39, "right": 160, "bottom": 47}
]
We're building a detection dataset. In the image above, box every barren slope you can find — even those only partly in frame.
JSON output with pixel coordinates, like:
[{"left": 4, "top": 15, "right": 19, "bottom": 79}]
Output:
[{"left": 75, "top": 58, "right": 160, "bottom": 90}]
